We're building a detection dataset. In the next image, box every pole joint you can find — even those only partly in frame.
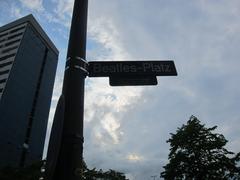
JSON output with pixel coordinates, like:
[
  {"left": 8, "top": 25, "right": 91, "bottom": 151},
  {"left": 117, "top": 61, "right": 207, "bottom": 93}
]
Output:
[{"left": 65, "top": 56, "right": 89, "bottom": 76}]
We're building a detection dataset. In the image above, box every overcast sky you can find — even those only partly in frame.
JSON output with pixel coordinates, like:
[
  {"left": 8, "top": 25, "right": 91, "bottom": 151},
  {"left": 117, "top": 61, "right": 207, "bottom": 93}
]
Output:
[{"left": 1, "top": 0, "right": 240, "bottom": 179}]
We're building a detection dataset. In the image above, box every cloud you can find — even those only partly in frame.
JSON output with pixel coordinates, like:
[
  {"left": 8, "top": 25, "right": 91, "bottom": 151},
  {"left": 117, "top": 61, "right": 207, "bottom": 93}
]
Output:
[
  {"left": 127, "top": 154, "right": 144, "bottom": 162},
  {"left": 19, "top": 0, "right": 44, "bottom": 12},
  {"left": 2, "top": 0, "right": 240, "bottom": 179},
  {"left": 10, "top": 6, "right": 23, "bottom": 18},
  {"left": 48, "top": 0, "right": 73, "bottom": 27},
  {"left": 101, "top": 113, "right": 121, "bottom": 144},
  {"left": 83, "top": 1, "right": 240, "bottom": 179},
  {"left": 88, "top": 17, "right": 130, "bottom": 60}
]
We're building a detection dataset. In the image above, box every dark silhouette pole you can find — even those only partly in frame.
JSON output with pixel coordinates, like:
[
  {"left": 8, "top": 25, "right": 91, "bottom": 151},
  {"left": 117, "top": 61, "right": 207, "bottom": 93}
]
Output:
[
  {"left": 58, "top": 0, "right": 88, "bottom": 178},
  {"left": 151, "top": 175, "right": 157, "bottom": 180},
  {"left": 46, "top": 0, "right": 88, "bottom": 179}
]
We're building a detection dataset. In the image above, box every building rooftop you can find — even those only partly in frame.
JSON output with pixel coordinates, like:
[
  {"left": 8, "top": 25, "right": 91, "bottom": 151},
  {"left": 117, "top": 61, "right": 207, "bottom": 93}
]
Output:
[{"left": 0, "top": 14, "right": 58, "bottom": 54}]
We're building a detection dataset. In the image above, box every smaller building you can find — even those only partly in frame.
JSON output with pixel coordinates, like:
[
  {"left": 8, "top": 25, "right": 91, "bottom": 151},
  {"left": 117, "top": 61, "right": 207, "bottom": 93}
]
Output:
[{"left": 0, "top": 14, "right": 58, "bottom": 168}]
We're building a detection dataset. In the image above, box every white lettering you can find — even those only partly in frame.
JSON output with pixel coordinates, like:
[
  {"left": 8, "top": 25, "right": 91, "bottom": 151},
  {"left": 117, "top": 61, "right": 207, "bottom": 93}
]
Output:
[
  {"left": 123, "top": 65, "right": 129, "bottom": 72},
  {"left": 102, "top": 66, "right": 109, "bottom": 73},
  {"left": 153, "top": 64, "right": 162, "bottom": 72},
  {"left": 93, "top": 64, "right": 102, "bottom": 73},
  {"left": 130, "top": 65, "right": 137, "bottom": 72},
  {"left": 143, "top": 63, "right": 151, "bottom": 72},
  {"left": 165, "top": 65, "right": 171, "bottom": 72},
  {"left": 92, "top": 62, "right": 172, "bottom": 74}
]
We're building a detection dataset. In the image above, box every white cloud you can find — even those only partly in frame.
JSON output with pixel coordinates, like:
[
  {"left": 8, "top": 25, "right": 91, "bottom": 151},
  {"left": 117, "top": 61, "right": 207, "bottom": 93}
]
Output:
[
  {"left": 19, "top": 0, "right": 44, "bottom": 12},
  {"left": 49, "top": 0, "right": 73, "bottom": 27},
  {"left": 88, "top": 17, "right": 130, "bottom": 60},
  {"left": 10, "top": 6, "right": 23, "bottom": 18},
  {"left": 101, "top": 113, "right": 120, "bottom": 144},
  {"left": 82, "top": 9, "right": 147, "bottom": 151},
  {"left": 84, "top": 78, "right": 144, "bottom": 149},
  {"left": 51, "top": 76, "right": 63, "bottom": 102},
  {"left": 127, "top": 154, "right": 144, "bottom": 162}
]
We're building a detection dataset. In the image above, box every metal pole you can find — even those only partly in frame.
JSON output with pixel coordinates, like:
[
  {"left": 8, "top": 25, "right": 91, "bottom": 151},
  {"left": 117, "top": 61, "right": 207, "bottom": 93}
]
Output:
[
  {"left": 46, "top": 0, "right": 88, "bottom": 179},
  {"left": 151, "top": 175, "right": 157, "bottom": 180}
]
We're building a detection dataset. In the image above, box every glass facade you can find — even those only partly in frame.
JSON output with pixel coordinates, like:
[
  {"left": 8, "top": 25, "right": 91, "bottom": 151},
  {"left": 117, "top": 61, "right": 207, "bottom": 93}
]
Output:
[
  {"left": 0, "top": 23, "right": 26, "bottom": 99},
  {"left": 0, "top": 15, "right": 58, "bottom": 168}
]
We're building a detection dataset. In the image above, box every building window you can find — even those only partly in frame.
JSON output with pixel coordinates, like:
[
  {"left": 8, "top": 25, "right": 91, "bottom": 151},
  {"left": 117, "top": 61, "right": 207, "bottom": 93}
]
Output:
[
  {"left": 8, "top": 32, "right": 23, "bottom": 40},
  {"left": 5, "top": 39, "right": 21, "bottom": 47},
  {"left": 0, "top": 70, "right": 10, "bottom": 75},
  {"left": 0, "top": 32, "right": 8, "bottom": 39},
  {"left": 0, "top": 79, "right": 7, "bottom": 84},
  {"left": 1, "top": 46, "right": 18, "bottom": 54},
  {"left": 0, "top": 38, "right": 7, "bottom": 44},
  {"left": 0, "top": 53, "right": 16, "bottom": 62},
  {"left": 10, "top": 26, "right": 25, "bottom": 34},
  {"left": 0, "top": 61, "right": 13, "bottom": 68}
]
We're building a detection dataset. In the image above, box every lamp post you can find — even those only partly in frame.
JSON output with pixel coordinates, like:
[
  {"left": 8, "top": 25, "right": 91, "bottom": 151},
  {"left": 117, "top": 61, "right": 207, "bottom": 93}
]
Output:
[
  {"left": 46, "top": 0, "right": 88, "bottom": 179},
  {"left": 151, "top": 175, "right": 157, "bottom": 180}
]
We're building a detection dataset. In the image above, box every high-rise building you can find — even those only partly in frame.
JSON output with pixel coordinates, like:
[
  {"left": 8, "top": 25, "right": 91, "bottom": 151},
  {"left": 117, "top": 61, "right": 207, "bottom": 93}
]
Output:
[{"left": 0, "top": 14, "right": 58, "bottom": 168}]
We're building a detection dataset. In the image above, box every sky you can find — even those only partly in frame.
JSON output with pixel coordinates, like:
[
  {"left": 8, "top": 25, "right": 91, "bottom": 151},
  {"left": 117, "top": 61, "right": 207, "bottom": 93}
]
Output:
[{"left": 1, "top": 0, "right": 240, "bottom": 179}]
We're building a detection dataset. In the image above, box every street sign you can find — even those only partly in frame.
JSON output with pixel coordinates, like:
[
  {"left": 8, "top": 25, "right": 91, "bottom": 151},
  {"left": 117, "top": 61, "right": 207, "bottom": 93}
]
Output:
[
  {"left": 110, "top": 76, "right": 157, "bottom": 86},
  {"left": 88, "top": 61, "right": 177, "bottom": 77}
]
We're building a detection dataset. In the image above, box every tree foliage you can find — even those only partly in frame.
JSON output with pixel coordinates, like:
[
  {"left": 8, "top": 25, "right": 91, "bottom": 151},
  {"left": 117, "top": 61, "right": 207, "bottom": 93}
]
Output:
[
  {"left": 161, "top": 116, "right": 240, "bottom": 180},
  {"left": 0, "top": 160, "right": 127, "bottom": 180},
  {"left": 82, "top": 168, "right": 127, "bottom": 180},
  {"left": 81, "top": 160, "right": 127, "bottom": 180}
]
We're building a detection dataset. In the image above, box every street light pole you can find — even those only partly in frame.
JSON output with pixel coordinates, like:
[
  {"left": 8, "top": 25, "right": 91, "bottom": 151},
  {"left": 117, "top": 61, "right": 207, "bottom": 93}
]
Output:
[
  {"left": 151, "top": 175, "right": 157, "bottom": 180},
  {"left": 46, "top": 0, "right": 88, "bottom": 179}
]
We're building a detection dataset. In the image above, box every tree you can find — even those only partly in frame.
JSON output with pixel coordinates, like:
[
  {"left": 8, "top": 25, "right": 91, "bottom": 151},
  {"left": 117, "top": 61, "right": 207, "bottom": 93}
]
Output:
[
  {"left": 82, "top": 166, "right": 127, "bottom": 180},
  {"left": 73, "top": 159, "right": 128, "bottom": 180},
  {"left": 0, "top": 160, "right": 128, "bottom": 180},
  {"left": 161, "top": 116, "right": 240, "bottom": 180}
]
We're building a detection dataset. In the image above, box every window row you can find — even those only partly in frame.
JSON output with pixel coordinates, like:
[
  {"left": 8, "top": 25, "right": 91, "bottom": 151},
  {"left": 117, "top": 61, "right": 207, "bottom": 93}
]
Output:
[
  {"left": 1, "top": 45, "right": 19, "bottom": 54},
  {"left": 0, "top": 70, "right": 10, "bottom": 76},
  {"left": 0, "top": 39, "right": 21, "bottom": 48},
  {"left": 0, "top": 32, "right": 24, "bottom": 44},
  {"left": 0, "top": 24, "right": 26, "bottom": 39},
  {"left": 0, "top": 53, "right": 15, "bottom": 62}
]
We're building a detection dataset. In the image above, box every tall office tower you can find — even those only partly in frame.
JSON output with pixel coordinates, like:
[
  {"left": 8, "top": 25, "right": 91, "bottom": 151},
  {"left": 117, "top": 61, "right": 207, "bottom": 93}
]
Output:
[{"left": 0, "top": 15, "right": 58, "bottom": 168}]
